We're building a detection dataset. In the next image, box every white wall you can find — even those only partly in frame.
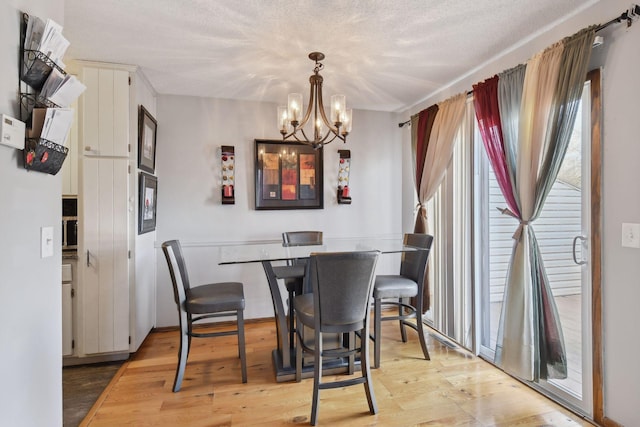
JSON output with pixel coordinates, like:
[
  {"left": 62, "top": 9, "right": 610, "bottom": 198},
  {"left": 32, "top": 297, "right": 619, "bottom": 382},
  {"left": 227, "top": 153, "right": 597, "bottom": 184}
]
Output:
[
  {"left": 132, "top": 70, "right": 157, "bottom": 350},
  {"left": 400, "top": 1, "right": 640, "bottom": 425},
  {"left": 0, "top": 1, "right": 64, "bottom": 426},
  {"left": 154, "top": 95, "right": 403, "bottom": 326}
]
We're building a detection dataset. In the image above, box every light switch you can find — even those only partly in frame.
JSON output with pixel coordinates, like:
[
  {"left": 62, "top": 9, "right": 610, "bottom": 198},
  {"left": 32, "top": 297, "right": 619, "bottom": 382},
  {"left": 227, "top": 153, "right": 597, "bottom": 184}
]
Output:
[
  {"left": 41, "top": 226, "right": 54, "bottom": 258},
  {"left": 621, "top": 223, "right": 640, "bottom": 248}
]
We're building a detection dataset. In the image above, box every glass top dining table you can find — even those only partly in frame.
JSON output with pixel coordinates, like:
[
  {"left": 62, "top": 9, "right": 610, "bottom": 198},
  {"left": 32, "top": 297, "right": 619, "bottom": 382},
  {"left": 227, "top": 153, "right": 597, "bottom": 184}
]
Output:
[
  {"left": 219, "top": 237, "right": 417, "bottom": 265},
  {"left": 217, "top": 236, "right": 421, "bottom": 382}
]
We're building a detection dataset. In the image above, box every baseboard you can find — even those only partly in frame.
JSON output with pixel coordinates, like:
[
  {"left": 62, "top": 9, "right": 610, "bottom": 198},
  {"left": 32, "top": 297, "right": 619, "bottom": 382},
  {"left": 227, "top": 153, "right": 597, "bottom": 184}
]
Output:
[{"left": 602, "top": 416, "right": 623, "bottom": 427}]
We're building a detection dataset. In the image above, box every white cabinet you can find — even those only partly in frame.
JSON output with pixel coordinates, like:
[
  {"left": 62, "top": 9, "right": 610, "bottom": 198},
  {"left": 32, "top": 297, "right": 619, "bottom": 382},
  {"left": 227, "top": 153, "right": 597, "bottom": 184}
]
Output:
[
  {"left": 69, "top": 60, "right": 154, "bottom": 360},
  {"left": 80, "top": 67, "right": 130, "bottom": 157},
  {"left": 62, "top": 261, "right": 73, "bottom": 356},
  {"left": 75, "top": 62, "right": 134, "bottom": 357},
  {"left": 61, "top": 102, "right": 79, "bottom": 195},
  {"left": 80, "top": 157, "right": 130, "bottom": 354}
]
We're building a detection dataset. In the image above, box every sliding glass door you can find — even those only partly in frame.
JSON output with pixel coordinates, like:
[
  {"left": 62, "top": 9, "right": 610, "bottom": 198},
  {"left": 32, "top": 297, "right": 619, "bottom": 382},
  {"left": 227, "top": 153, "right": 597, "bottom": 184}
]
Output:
[{"left": 475, "top": 74, "right": 601, "bottom": 417}]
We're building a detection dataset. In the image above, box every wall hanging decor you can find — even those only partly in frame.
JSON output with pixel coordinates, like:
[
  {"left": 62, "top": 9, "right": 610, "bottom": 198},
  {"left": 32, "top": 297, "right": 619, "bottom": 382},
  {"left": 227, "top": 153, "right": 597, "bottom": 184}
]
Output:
[
  {"left": 221, "top": 145, "right": 235, "bottom": 204},
  {"left": 255, "top": 139, "right": 323, "bottom": 210},
  {"left": 138, "top": 105, "right": 157, "bottom": 173},
  {"left": 337, "top": 149, "right": 351, "bottom": 204},
  {"left": 138, "top": 172, "right": 158, "bottom": 234}
]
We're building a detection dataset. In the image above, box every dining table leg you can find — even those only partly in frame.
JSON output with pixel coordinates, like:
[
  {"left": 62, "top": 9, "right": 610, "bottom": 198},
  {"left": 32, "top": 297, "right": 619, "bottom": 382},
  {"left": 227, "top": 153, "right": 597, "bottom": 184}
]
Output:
[{"left": 261, "top": 261, "right": 292, "bottom": 371}]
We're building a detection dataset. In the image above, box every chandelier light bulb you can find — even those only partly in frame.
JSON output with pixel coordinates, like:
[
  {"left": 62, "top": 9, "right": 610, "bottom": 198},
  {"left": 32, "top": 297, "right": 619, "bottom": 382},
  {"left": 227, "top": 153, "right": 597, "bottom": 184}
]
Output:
[
  {"left": 277, "top": 106, "right": 289, "bottom": 134},
  {"left": 331, "top": 94, "right": 345, "bottom": 125},
  {"left": 287, "top": 93, "right": 303, "bottom": 124}
]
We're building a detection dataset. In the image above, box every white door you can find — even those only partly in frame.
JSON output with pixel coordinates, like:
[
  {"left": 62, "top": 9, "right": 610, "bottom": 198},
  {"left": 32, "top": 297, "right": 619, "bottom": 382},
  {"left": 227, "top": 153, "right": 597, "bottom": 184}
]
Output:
[{"left": 80, "top": 157, "right": 130, "bottom": 355}]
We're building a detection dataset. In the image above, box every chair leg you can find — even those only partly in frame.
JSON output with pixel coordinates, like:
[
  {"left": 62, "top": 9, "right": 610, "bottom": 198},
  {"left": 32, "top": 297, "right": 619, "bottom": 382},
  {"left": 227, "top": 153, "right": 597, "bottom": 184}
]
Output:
[
  {"left": 173, "top": 314, "right": 190, "bottom": 392},
  {"left": 399, "top": 297, "right": 408, "bottom": 343},
  {"left": 295, "top": 329, "right": 303, "bottom": 383},
  {"left": 187, "top": 313, "right": 193, "bottom": 358},
  {"left": 237, "top": 309, "right": 248, "bottom": 383},
  {"left": 310, "top": 331, "right": 323, "bottom": 426},
  {"left": 288, "top": 288, "right": 295, "bottom": 350},
  {"left": 373, "top": 297, "right": 382, "bottom": 369},
  {"left": 360, "top": 326, "right": 378, "bottom": 415},
  {"left": 347, "top": 331, "right": 355, "bottom": 375},
  {"left": 414, "top": 307, "right": 430, "bottom": 361}
]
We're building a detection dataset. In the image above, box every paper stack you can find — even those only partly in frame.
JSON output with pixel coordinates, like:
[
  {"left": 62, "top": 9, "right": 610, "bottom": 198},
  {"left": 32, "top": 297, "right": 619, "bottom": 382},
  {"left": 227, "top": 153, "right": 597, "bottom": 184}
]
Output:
[
  {"left": 39, "top": 68, "right": 86, "bottom": 107},
  {"left": 23, "top": 15, "right": 69, "bottom": 66},
  {"left": 28, "top": 108, "right": 74, "bottom": 147}
]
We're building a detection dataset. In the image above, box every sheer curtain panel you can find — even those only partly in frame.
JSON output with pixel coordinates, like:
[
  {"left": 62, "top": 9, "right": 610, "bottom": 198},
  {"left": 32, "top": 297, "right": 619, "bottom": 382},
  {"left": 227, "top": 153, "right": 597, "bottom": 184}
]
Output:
[{"left": 474, "top": 27, "right": 595, "bottom": 381}]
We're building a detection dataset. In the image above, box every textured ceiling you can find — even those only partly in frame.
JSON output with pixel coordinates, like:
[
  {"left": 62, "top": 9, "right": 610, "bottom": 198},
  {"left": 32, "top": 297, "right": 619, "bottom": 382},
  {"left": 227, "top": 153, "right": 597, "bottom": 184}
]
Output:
[{"left": 63, "top": 0, "right": 598, "bottom": 112}]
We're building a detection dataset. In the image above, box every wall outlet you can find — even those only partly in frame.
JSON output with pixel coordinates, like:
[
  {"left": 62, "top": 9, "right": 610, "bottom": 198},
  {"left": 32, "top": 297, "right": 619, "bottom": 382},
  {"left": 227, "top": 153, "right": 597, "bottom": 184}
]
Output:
[
  {"left": 621, "top": 223, "right": 640, "bottom": 248},
  {"left": 41, "top": 226, "right": 54, "bottom": 258}
]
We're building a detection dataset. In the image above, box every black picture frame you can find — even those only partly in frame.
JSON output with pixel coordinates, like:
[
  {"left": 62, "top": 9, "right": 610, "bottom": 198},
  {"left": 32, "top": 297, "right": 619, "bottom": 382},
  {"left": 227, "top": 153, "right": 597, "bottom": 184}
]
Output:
[
  {"left": 255, "top": 139, "right": 323, "bottom": 210},
  {"left": 138, "top": 105, "right": 157, "bottom": 173},
  {"left": 138, "top": 172, "right": 157, "bottom": 234}
]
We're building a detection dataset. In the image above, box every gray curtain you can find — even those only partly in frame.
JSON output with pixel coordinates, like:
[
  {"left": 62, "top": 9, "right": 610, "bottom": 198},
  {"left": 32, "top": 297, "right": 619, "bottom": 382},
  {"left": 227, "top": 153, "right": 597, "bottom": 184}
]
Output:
[{"left": 494, "top": 27, "right": 596, "bottom": 381}]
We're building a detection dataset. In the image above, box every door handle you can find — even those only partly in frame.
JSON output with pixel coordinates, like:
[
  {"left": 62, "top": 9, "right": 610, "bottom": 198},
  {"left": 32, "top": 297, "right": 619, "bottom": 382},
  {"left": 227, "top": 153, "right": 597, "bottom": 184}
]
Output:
[
  {"left": 572, "top": 236, "right": 587, "bottom": 265},
  {"left": 87, "top": 250, "right": 93, "bottom": 267}
]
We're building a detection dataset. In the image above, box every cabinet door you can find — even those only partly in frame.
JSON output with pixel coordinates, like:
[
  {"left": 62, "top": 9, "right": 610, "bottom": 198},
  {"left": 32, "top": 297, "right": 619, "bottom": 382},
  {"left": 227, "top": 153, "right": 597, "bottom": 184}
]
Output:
[
  {"left": 62, "top": 283, "right": 73, "bottom": 356},
  {"left": 81, "top": 67, "right": 129, "bottom": 157},
  {"left": 81, "top": 157, "right": 130, "bottom": 354},
  {"left": 62, "top": 100, "right": 79, "bottom": 195}
]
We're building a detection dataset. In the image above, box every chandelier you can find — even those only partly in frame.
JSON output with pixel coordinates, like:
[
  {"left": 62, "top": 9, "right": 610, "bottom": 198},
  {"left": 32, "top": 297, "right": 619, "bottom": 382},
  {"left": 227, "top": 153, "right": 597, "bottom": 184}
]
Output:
[{"left": 278, "top": 52, "right": 352, "bottom": 149}]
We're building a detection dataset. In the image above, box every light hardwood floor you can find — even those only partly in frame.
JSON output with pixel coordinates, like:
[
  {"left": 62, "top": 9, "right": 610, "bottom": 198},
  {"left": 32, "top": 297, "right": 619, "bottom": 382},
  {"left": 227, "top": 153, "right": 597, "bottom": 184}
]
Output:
[{"left": 82, "top": 318, "right": 593, "bottom": 426}]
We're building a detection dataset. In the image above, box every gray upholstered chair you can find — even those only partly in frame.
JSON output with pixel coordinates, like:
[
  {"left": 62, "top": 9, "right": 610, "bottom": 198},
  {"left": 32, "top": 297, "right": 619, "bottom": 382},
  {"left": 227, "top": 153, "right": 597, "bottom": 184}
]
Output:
[
  {"left": 372, "top": 233, "right": 434, "bottom": 368},
  {"left": 294, "top": 250, "right": 379, "bottom": 426},
  {"left": 162, "top": 240, "right": 247, "bottom": 392},
  {"left": 271, "top": 231, "right": 323, "bottom": 349}
]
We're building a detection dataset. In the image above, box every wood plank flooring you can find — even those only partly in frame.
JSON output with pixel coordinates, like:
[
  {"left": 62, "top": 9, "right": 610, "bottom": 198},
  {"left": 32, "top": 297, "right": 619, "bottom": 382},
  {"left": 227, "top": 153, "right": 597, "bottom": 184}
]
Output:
[{"left": 82, "top": 318, "right": 593, "bottom": 426}]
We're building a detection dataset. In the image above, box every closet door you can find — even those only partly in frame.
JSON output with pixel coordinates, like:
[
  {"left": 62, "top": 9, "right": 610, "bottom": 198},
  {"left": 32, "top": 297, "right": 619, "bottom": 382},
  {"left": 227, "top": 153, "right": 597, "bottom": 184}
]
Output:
[{"left": 81, "top": 157, "right": 130, "bottom": 354}]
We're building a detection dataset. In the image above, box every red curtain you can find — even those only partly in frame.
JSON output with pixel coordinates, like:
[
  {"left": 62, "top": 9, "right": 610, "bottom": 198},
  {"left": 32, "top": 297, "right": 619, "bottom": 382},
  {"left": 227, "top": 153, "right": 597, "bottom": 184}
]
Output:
[
  {"left": 472, "top": 76, "right": 520, "bottom": 217},
  {"left": 411, "top": 104, "right": 438, "bottom": 312},
  {"left": 412, "top": 104, "right": 439, "bottom": 234}
]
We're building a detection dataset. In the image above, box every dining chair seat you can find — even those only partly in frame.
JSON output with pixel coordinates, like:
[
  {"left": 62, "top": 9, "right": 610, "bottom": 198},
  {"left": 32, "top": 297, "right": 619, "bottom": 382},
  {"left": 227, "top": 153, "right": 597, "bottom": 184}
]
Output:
[
  {"left": 291, "top": 293, "right": 314, "bottom": 326},
  {"left": 186, "top": 282, "right": 245, "bottom": 313},
  {"left": 373, "top": 276, "right": 418, "bottom": 299},
  {"left": 272, "top": 264, "right": 306, "bottom": 280}
]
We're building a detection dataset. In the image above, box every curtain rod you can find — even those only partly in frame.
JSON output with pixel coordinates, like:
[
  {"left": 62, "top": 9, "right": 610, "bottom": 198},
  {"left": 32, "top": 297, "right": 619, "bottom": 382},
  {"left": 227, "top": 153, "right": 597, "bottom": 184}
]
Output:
[
  {"left": 596, "top": 4, "right": 639, "bottom": 32},
  {"left": 398, "top": 3, "right": 639, "bottom": 128}
]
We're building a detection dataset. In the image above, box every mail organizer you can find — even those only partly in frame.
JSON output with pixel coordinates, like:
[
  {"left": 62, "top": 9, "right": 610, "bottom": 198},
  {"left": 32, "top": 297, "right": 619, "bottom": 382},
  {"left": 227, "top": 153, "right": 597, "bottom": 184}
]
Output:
[
  {"left": 221, "top": 145, "right": 235, "bottom": 204},
  {"left": 22, "top": 49, "right": 66, "bottom": 91},
  {"left": 23, "top": 137, "right": 68, "bottom": 175},
  {"left": 19, "top": 13, "right": 77, "bottom": 176},
  {"left": 337, "top": 149, "right": 351, "bottom": 204}
]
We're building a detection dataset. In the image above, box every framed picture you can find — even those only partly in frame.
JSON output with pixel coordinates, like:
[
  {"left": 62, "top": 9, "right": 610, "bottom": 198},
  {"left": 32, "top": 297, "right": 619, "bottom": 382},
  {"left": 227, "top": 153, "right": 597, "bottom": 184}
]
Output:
[
  {"left": 138, "top": 105, "right": 157, "bottom": 173},
  {"left": 138, "top": 172, "right": 158, "bottom": 234},
  {"left": 255, "top": 139, "right": 323, "bottom": 210}
]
